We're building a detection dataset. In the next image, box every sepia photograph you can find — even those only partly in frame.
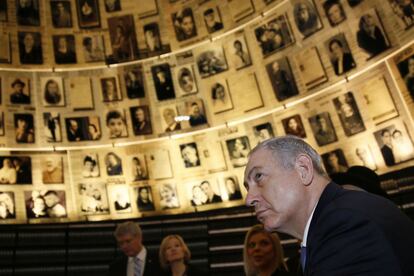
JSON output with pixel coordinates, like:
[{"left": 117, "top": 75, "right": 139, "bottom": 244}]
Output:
[
  {"left": 185, "top": 99, "right": 208, "bottom": 128},
  {"left": 134, "top": 186, "right": 155, "bottom": 212},
  {"left": 397, "top": 53, "right": 414, "bottom": 100},
  {"left": 79, "top": 183, "right": 109, "bottom": 214},
  {"left": 203, "top": 138, "right": 228, "bottom": 173},
  {"left": 76, "top": 0, "right": 100, "bottom": 28},
  {"left": 53, "top": 35, "right": 77, "bottom": 64},
  {"left": 43, "top": 112, "right": 62, "bottom": 142},
  {"left": 14, "top": 113, "right": 35, "bottom": 144},
  {"left": 40, "top": 77, "right": 65, "bottom": 107},
  {"left": 0, "top": 0, "right": 7, "bottom": 22},
  {"left": 81, "top": 153, "right": 100, "bottom": 178},
  {"left": 143, "top": 22, "right": 170, "bottom": 57},
  {"left": 51, "top": 0, "right": 72, "bottom": 28},
  {"left": 0, "top": 156, "right": 32, "bottom": 184},
  {"left": 291, "top": 0, "right": 322, "bottom": 38},
  {"left": 69, "top": 77, "right": 94, "bottom": 110},
  {"left": 308, "top": 112, "right": 338, "bottom": 146},
  {"left": 82, "top": 35, "right": 105, "bottom": 62},
  {"left": 105, "top": 0, "right": 121, "bottom": 12},
  {"left": 226, "top": 136, "right": 251, "bottom": 168},
  {"left": 108, "top": 15, "right": 139, "bottom": 62},
  {"left": 152, "top": 63, "right": 176, "bottom": 101},
  {"left": 175, "top": 65, "right": 198, "bottom": 96},
  {"left": 325, "top": 33, "right": 356, "bottom": 76},
  {"left": 253, "top": 122, "right": 275, "bottom": 144},
  {"left": 109, "top": 185, "right": 131, "bottom": 213},
  {"left": 333, "top": 92, "right": 365, "bottom": 136},
  {"left": 228, "top": 72, "right": 264, "bottom": 112},
  {"left": 16, "top": 0, "right": 40, "bottom": 26},
  {"left": 159, "top": 183, "right": 180, "bottom": 209},
  {"left": 100, "top": 76, "right": 122, "bottom": 102},
  {"left": 188, "top": 180, "right": 222, "bottom": 206},
  {"left": 210, "top": 80, "right": 233, "bottom": 114},
  {"left": 131, "top": 154, "right": 149, "bottom": 181},
  {"left": 105, "top": 152, "right": 123, "bottom": 176},
  {"left": 294, "top": 46, "right": 328, "bottom": 89},
  {"left": 180, "top": 142, "right": 201, "bottom": 168},
  {"left": 124, "top": 65, "right": 145, "bottom": 99},
  {"left": 160, "top": 105, "right": 181, "bottom": 133},
  {"left": 148, "top": 149, "right": 173, "bottom": 179},
  {"left": 323, "top": 0, "right": 346, "bottom": 27},
  {"left": 18, "top": 32, "right": 43, "bottom": 64},
  {"left": 42, "top": 156, "right": 64, "bottom": 184},
  {"left": 226, "top": 33, "right": 252, "bottom": 70},
  {"left": 105, "top": 109, "right": 128, "bottom": 139},
  {"left": 25, "top": 190, "right": 67, "bottom": 218},
  {"left": 0, "top": 192, "right": 15, "bottom": 219},
  {"left": 282, "top": 114, "right": 306, "bottom": 138},
  {"left": 0, "top": 112, "right": 4, "bottom": 136},
  {"left": 224, "top": 176, "right": 242, "bottom": 201},
  {"left": 353, "top": 144, "right": 377, "bottom": 171},
  {"left": 266, "top": 57, "right": 299, "bottom": 101},
  {"left": 0, "top": 32, "right": 11, "bottom": 63},
  {"left": 322, "top": 149, "right": 349, "bottom": 175},
  {"left": 203, "top": 6, "right": 224, "bottom": 33},
  {"left": 65, "top": 116, "right": 101, "bottom": 142},
  {"left": 172, "top": 7, "right": 197, "bottom": 41},
  {"left": 388, "top": 0, "right": 414, "bottom": 30},
  {"left": 130, "top": 105, "right": 153, "bottom": 136},
  {"left": 9, "top": 77, "right": 30, "bottom": 105},
  {"left": 196, "top": 46, "right": 228, "bottom": 78}
]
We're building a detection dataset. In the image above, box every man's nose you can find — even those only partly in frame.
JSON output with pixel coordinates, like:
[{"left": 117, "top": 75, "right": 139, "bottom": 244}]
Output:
[{"left": 245, "top": 191, "right": 259, "bottom": 207}]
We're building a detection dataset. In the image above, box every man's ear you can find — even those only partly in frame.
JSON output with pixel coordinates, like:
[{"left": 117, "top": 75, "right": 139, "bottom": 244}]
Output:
[{"left": 295, "top": 154, "right": 313, "bottom": 186}]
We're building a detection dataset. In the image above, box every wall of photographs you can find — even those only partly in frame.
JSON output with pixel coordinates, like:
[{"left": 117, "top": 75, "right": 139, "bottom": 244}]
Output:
[{"left": 0, "top": 0, "right": 414, "bottom": 224}]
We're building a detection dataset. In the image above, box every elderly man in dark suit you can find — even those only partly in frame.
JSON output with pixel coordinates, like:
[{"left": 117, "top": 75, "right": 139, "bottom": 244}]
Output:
[
  {"left": 109, "top": 221, "right": 160, "bottom": 276},
  {"left": 244, "top": 136, "right": 414, "bottom": 276}
]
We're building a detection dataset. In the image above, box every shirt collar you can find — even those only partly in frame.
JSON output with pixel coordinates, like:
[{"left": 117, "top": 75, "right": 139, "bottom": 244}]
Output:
[
  {"left": 128, "top": 246, "right": 147, "bottom": 262},
  {"left": 301, "top": 204, "right": 317, "bottom": 247}
]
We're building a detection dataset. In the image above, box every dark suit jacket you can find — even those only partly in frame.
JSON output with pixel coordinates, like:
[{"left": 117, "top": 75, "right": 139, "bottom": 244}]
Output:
[
  {"left": 381, "top": 144, "right": 395, "bottom": 166},
  {"left": 304, "top": 182, "right": 414, "bottom": 276},
  {"left": 108, "top": 249, "right": 160, "bottom": 276},
  {"left": 332, "top": 52, "right": 356, "bottom": 75}
]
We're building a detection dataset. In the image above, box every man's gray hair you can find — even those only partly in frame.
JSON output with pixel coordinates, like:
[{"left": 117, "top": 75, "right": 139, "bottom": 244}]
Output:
[
  {"left": 114, "top": 221, "right": 142, "bottom": 238},
  {"left": 250, "top": 135, "right": 327, "bottom": 176}
]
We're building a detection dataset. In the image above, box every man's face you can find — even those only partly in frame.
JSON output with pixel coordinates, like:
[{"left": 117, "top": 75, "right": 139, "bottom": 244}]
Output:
[
  {"left": 330, "top": 42, "right": 343, "bottom": 58},
  {"left": 70, "top": 120, "right": 78, "bottom": 131},
  {"left": 47, "top": 82, "right": 59, "bottom": 94},
  {"left": 298, "top": 4, "right": 310, "bottom": 22},
  {"left": 116, "top": 233, "right": 143, "bottom": 257},
  {"left": 44, "top": 194, "right": 58, "bottom": 208},
  {"left": 24, "top": 34, "right": 35, "bottom": 49},
  {"left": 181, "top": 16, "right": 194, "bottom": 36},
  {"left": 191, "top": 104, "right": 200, "bottom": 115},
  {"left": 13, "top": 84, "right": 24, "bottom": 93},
  {"left": 46, "top": 159, "right": 56, "bottom": 172},
  {"left": 201, "top": 183, "right": 212, "bottom": 196},
  {"left": 328, "top": 4, "right": 342, "bottom": 24},
  {"left": 204, "top": 13, "right": 215, "bottom": 26},
  {"left": 408, "top": 58, "right": 414, "bottom": 74},
  {"left": 108, "top": 117, "right": 124, "bottom": 137},
  {"left": 382, "top": 131, "right": 392, "bottom": 145},
  {"left": 272, "top": 62, "right": 280, "bottom": 73},
  {"left": 244, "top": 148, "right": 304, "bottom": 233},
  {"left": 182, "top": 147, "right": 198, "bottom": 164},
  {"left": 57, "top": 3, "right": 65, "bottom": 13},
  {"left": 135, "top": 109, "right": 145, "bottom": 122}
]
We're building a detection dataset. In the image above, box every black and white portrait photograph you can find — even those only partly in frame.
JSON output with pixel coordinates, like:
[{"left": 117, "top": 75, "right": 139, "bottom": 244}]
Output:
[
  {"left": 185, "top": 99, "right": 208, "bottom": 127},
  {"left": 0, "top": 192, "right": 15, "bottom": 219},
  {"left": 51, "top": 0, "right": 72, "bottom": 28},
  {"left": 397, "top": 53, "right": 414, "bottom": 100},
  {"left": 131, "top": 154, "right": 148, "bottom": 181},
  {"left": 0, "top": 32, "right": 11, "bottom": 63},
  {"left": 282, "top": 114, "right": 307, "bottom": 138},
  {"left": 308, "top": 112, "right": 338, "bottom": 146},
  {"left": 108, "top": 15, "right": 139, "bottom": 62},
  {"left": 175, "top": 65, "right": 198, "bottom": 96},
  {"left": 325, "top": 33, "right": 356, "bottom": 76},
  {"left": 105, "top": 152, "right": 123, "bottom": 176},
  {"left": 196, "top": 46, "right": 228, "bottom": 78},
  {"left": 160, "top": 105, "right": 181, "bottom": 133},
  {"left": 266, "top": 57, "right": 299, "bottom": 101},
  {"left": 180, "top": 142, "right": 201, "bottom": 168},
  {"left": 151, "top": 63, "right": 176, "bottom": 101},
  {"left": 226, "top": 136, "right": 251, "bottom": 168},
  {"left": 0, "top": 0, "right": 7, "bottom": 22},
  {"left": 292, "top": 0, "right": 322, "bottom": 38},
  {"left": 42, "top": 156, "right": 64, "bottom": 184},
  {"left": 105, "top": 0, "right": 121, "bottom": 12},
  {"left": 78, "top": 183, "right": 109, "bottom": 214},
  {"left": 53, "top": 35, "right": 77, "bottom": 64},
  {"left": 82, "top": 35, "right": 105, "bottom": 62},
  {"left": 333, "top": 92, "right": 365, "bottom": 136},
  {"left": 322, "top": 149, "right": 349, "bottom": 175},
  {"left": 25, "top": 190, "right": 67, "bottom": 218},
  {"left": 253, "top": 122, "right": 275, "bottom": 143},
  {"left": 210, "top": 80, "right": 233, "bottom": 114},
  {"left": 159, "top": 183, "right": 180, "bottom": 210},
  {"left": 76, "top": 0, "right": 100, "bottom": 28},
  {"left": 109, "top": 185, "right": 131, "bottom": 213},
  {"left": 130, "top": 105, "right": 152, "bottom": 136},
  {"left": 100, "top": 76, "right": 122, "bottom": 102},
  {"left": 105, "top": 109, "right": 128, "bottom": 139},
  {"left": 226, "top": 34, "right": 252, "bottom": 70},
  {"left": 356, "top": 9, "right": 390, "bottom": 60},
  {"left": 65, "top": 116, "right": 101, "bottom": 142},
  {"left": 323, "top": 0, "right": 346, "bottom": 27},
  {"left": 124, "top": 65, "right": 145, "bottom": 99},
  {"left": 224, "top": 176, "right": 242, "bottom": 201},
  {"left": 9, "top": 77, "right": 30, "bottom": 105},
  {"left": 135, "top": 186, "right": 155, "bottom": 212},
  {"left": 81, "top": 153, "right": 100, "bottom": 178},
  {"left": 14, "top": 113, "right": 35, "bottom": 144},
  {"left": 388, "top": 0, "right": 414, "bottom": 30},
  {"left": 0, "top": 156, "right": 30, "bottom": 184},
  {"left": 40, "top": 77, "right": 65, "bottom": 107},
  {"left": 43, "top": 112, "right": 62, "bottom": 142},
  {"left": 18, "top": 31, "right": 43, "bottom": 64},
  {"left": 187, "top": 180, "right": 222, "bottom": 206},
  {"left": 294, "top": 46, "right": 328, "bottom": 89},
  {"left": 0, "top": 112, "right": 4, "bottom": 136},
  {"left": 16, "top": 0, "right": 40, "bottom": 26},
  {"left": 254, "top": 13, "right": 295, "bottom": 57},
  {"left": 203, "top": 6, "right": 224, "bottom": 33},
  {"left": 354, "top": 145, "right": 377, "bottom": 171},
  {"left": 172, "top": 7, "right": 197, "bottom": 41},
  {"left": 143, "top": 22, "right": 170, "bottom": 57}
]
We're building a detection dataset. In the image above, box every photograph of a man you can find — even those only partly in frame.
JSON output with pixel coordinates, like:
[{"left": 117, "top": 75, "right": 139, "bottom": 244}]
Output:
[{"left": 10, "top": 78, "right": 30, "bottom": 104}]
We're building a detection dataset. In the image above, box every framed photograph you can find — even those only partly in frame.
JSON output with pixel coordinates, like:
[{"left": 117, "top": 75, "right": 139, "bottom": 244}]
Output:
[
  {"left": 228, "top": 72, "right": 264, "bottom": 112},
  {"left": 333, "top": 92, "right": 365, "bottom": 136},
  {"left": 397, "top": 54, "right": 414, "bottom": 100},
  {"left": 325, "top": 33, "right": 356, "bottom": 76},
  {"left": 18, "top": 32, "right": 42, "bottom": 65},
  {"left": 282, "top": 114, "right": 306, "bottom": 138},
  {"left": 388, "top": 0, "right": 414, "bottom": 30},
  {"left": 353, "top": 144, "right": 377, "bottom": 171},
  {"left": 51, "top": 1, "right": 72, "bottom": 28},
  {"left": 322, "top": 149, "right": 349, "bottom": 175},
  {"left": 203, "top": 6, "right": 224, "bottom": 34},
  {"left": 254, "top": 13, "right": 295, "bottom": 57},
  {"left": 143, "top": 22, "right": 170, "bottom": 57},
  {"left": 82, "top": 35, "right": 105, "bottom": 62},
  {"left": 42, "top": 156, "right": 64, "bottom": 184},
  {"left": 228, "top": 0, "right": 254, "bottom": 22},
  {"left": 131, "top": 154, "right": 149, "bottom": 181},
  {"left": 0, "top": 112, "right": 4, "bottom": 136},
  {"left": 105, "top": 109, "right": 128, "bottom": 139},
  {"left": 196, "top": 46, "right": 228, "bottom": 78},
  {"left": 0, "top": 156, "right": 32, "bottom": 184},
  {"left": 69, "top": 77, "right": 94, "bottom": 110},
  {"left": 151, "top": 63, "right": 176, "bottom": 101},
  {"left": 43, "top": 112, "right": 62, "bottom": 142},
  {"left": 160, "top": 105, "right": 181, "bottom": 133},
  {"left": 0, "top": 192, "right": 15, "bottom": 219},
  {"left": 0, "top": 0, "right": 7, "bottom": 22},
  {"left": 172, "top": 7, "right": 197, "bottom": 41},
  {"left": 188, "top": 180, "right": 223, "bottom": 206},
  {"left": 374, "top": 123, "right": 414, "bottom": 166},
  {"left": 81, "top": 153, "right": 100, "bottom": 178},
  {"left": 25, "top": 190, "right": 67, "bottom": 218},
  {"left": 226, "top": 33, "right": 252, "bottom": 70},
  {"left": 9, "top": 77, "right": 30, "bottom": 105},
  {"left": 76, "top": 0, "right": 100, "bottom": 28},
  {"left": 16, "top": 0, "right": 40, "bottom": 26},
  {"left": 175, "top": 65, "right": 198, "bottom": 96},
  {"left": 226, "top": 136, "right": 251, "bottom": 168},
  {"left": 104, "top": 0, "right": 120, "bottom": 12},
  {"left": 124, "top": 65, "right": 145, "bottom": 99},
  {"left": 100, "top": 76, "right": 122, "bottom": 102},
  {"left": 137, "top": 0, "right": 158, "bottom": 18},
  {"left": 109, "top": 185, "right": 131, "bottom": 213},
  {"left": 253, "top": 122, "right": 275, "bottom": 143},
  {"left": 180, "top": 142, "right": 201, "bottom": 168},
  {"left": 14, "top": 113, "right": 35, "bottom": 144},
  {"left": 308, "top": 112, "right": 338, "bottom": 146},
  {"left": 223, "top": 176, "right": 243, "bottom": 201},
  {"left": 65, "top": 116, "right": 101, "bottom": 142},
  {"left": 134, "top": 186, "right": 155, "bottom": 212},
  {"left": 148, "top": 149, "right": 173, "bottom": 180},
  {"left": 323, "top": 0, "right": 346, "bottom": 27},
  {"left": 209, "top": 80, "right": 233, "bottom": 114},
  {"left": 0, "top": 32, "right": 11, "bottom": 63},
  {"left": 159, "top": 183, "right": 180, "bottom": 209},
  {"left": 108, "top": 15, "right": 139, "bottom": 62},
  {"left": 130, "top": 106, "right": 152, "bottom": 136},
  {"left": 294, "top": 46, "right": 328, "bottom": 90},
  {"left": 203, "top": 138, "right": 228, "bottom": 173},
  {"left": 266, "top": 57, "right": 299, "bottom": 101},
  {"left": 356, "top": 9, "right": 390, "bottom": 60},
  {"left": 105, "top": 152, "right": 123, "bottom": 176},
  {"left": 53, "top": 35, "right": 77, "bottom": 64},
  {"left": 291, "top": 0, "right": 322, "bottom": 38},
  {"left": 40, "top": 77, "right": 65, "bottom": 107},
  {"left": 78, "top": 183, "right": 109, "bottom": 214},
  {"left": 184, "top": 99, "right": 208, "bottom": 128}
]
